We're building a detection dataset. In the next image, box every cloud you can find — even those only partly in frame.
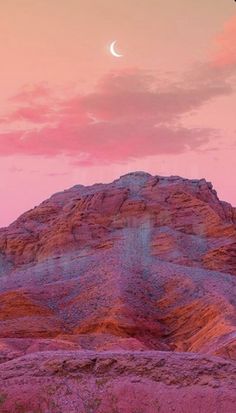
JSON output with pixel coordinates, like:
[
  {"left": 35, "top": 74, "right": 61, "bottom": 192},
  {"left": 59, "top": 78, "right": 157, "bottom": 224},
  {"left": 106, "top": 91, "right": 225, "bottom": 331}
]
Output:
[
  {"left": 73, "top": 69, "right": 231, "bottom": 123},
  {"left": 0, "top": 121, "right": 214, "bottom": 165},
  {"left": 0, "top": 68, "right": 232, "bottom": 165},
  {"left": 7, "top": 104, "right": 52, "bottom": 123},
  {"left": 211, "top": 15, "right": 236, "bottom": 69},
  {"left": 9, "top": 83, "right": 52, "bottom": 103}
]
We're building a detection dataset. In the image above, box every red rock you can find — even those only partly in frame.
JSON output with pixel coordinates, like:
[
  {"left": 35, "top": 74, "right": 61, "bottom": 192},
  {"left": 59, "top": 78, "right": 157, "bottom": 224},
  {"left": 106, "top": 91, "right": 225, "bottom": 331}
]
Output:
[{"left": 0, "top": 171, "right": 235, "bottom": 412}]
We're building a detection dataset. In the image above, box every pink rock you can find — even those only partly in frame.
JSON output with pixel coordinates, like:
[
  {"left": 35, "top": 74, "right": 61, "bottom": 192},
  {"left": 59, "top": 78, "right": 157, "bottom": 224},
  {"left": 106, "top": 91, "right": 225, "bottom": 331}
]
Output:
[{"left": 0, "top": 172, "right": 235, "bottom": 412}]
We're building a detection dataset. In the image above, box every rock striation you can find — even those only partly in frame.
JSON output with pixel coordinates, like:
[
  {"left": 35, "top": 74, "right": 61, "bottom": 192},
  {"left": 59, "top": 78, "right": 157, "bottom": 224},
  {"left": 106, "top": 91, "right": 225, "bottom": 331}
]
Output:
[{"left": 0, "top": 171, "right": 235, "bottom": 412}]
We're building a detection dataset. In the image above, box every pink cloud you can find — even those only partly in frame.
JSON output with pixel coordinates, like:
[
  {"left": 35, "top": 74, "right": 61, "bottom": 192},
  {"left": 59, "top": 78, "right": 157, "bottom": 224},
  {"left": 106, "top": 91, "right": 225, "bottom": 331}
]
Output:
[
  {"left": 212, "top": 15, "right": 236, "bottom": 68},
  {"left": 9, "top": 83, "right": 52, "bottom": 103},
  {"left": 74, "top": 70, "right": 231, "bottom": 123},
  {"left": 0, "top": 69, "right": 231, "bottom": 164},
  {"left": 8, "top": 105, "right": 51, "bottom": 123},
  {"left": 0, "top": 121, "right": 213, "bottom": 164}
]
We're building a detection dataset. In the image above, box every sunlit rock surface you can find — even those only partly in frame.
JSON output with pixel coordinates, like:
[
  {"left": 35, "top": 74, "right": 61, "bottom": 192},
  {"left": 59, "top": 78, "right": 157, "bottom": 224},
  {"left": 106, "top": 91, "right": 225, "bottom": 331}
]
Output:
[{"left": 0, "top": 172, "right": 235, "bottom": 412}]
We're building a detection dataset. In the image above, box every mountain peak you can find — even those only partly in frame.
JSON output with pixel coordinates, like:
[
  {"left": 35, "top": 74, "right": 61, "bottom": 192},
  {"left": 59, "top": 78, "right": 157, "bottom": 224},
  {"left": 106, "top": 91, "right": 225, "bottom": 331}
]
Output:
[{"left": 0, "top": 171, "right": 235, "bottom": 412}]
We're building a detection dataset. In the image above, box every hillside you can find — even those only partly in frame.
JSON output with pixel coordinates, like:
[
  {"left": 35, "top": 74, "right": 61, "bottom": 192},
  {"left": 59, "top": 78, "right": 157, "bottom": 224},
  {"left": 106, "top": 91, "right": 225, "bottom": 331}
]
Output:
[{"left": 0, "top": 171, "right": 235, "bottom": 412}]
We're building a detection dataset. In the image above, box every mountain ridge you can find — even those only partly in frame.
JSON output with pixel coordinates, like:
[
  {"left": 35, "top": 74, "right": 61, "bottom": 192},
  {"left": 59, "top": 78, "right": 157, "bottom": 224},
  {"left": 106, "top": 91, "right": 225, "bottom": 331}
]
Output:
[{"left": 0, "top": 171, "right": 235, "bottom": 412}]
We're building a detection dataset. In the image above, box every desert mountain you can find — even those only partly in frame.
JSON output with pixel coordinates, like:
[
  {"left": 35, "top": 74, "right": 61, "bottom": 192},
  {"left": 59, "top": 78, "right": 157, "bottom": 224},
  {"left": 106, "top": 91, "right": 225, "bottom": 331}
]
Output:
[{"left": 0, "top": 171, "right": 235, "bottom": 412}]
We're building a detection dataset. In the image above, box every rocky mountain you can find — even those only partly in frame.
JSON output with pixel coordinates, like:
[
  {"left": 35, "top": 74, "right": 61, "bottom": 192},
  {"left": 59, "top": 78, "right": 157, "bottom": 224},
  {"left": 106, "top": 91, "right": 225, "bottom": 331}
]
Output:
[{"left": 0, "top": 171, "right": 235, "bottom": 412}]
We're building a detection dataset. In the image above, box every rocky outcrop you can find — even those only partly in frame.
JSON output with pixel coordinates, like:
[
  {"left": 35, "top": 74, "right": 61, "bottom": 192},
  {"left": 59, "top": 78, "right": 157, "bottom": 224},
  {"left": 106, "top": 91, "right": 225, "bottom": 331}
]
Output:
[
  {"left": 0, "top": 171, "right": 235, "bottom": 412},
  {"left": 0, "top": 351, "right": 235, "bottom": 413}
]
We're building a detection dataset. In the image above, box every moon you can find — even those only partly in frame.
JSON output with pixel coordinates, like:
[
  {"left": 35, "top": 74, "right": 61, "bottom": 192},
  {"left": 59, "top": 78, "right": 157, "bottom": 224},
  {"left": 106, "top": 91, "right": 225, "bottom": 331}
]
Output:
[{"left": 109, "top": 41, "right": 123, "bottom": 58}]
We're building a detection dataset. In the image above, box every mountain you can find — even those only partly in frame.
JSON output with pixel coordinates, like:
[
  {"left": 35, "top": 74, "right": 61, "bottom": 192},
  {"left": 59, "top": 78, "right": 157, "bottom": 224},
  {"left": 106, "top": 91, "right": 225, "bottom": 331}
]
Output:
[{"left": 0, "top": 171, "right": 235, "bottom": 412}]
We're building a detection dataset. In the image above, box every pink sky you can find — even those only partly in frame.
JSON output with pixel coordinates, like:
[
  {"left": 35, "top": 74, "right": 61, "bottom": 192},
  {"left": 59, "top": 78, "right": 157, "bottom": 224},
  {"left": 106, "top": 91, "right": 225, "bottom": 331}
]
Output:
[{"left": 0, "top": 0, "right": 236, "bottom": 227}]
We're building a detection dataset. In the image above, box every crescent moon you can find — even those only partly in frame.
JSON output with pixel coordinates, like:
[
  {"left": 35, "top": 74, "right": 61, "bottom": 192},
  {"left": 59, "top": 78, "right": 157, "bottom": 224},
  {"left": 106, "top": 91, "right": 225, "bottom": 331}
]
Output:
[{"left": 109, "top": 41, "right": 123, "bottom": 58}]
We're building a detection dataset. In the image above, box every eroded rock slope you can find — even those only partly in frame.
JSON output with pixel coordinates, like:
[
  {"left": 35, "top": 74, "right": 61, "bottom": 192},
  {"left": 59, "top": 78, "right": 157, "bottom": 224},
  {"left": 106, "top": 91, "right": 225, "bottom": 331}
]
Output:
[{"left": 0, "top": 172, "right": 235, "bottom": 412}]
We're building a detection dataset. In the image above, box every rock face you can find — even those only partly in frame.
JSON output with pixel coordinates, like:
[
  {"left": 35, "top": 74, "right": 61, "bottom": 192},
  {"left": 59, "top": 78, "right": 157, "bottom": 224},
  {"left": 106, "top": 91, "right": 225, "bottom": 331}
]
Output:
[{"left": 0, "top": 171, "right": 235, "bottom": 412}]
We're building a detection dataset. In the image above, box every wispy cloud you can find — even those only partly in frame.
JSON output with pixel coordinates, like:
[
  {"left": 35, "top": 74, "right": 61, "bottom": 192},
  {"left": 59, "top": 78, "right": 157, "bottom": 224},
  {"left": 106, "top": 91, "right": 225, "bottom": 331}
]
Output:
[
  {"left": 0, "top": 61, "right": 233, "bottom": 165},
  {"left": 212, "top": 15, "right": 236, "bottom": 69}
]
